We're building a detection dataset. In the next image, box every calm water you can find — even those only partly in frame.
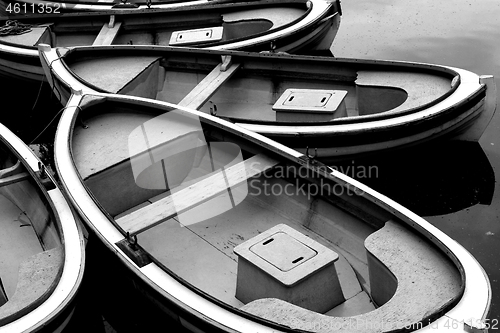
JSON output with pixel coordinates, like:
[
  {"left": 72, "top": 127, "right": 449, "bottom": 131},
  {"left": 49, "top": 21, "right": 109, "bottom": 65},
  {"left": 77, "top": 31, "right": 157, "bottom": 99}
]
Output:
[
  {"left": 331, "top": 0, "right": 500, "bottom": 323},
  {"left": 0, "top": 0, "right": 498, "bottom": 330}
]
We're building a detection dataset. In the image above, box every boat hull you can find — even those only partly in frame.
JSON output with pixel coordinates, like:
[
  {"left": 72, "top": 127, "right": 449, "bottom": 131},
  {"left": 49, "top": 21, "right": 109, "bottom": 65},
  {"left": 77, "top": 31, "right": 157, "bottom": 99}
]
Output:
[{"left": 0, "top": 0, "right": 341, "bottom": 81}]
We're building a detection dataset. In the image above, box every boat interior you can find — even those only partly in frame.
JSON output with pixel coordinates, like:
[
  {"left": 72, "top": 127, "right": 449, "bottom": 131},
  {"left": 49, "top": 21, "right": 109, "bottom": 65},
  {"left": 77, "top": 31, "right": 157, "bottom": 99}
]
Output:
[
  {"left": 0, "top": 1, "right": 311, "bottom": 49},
  {"left": 71, "top": 98, "right": 463, "bottom": 331},
  {"left": 64, "top": 49, "right": 457, "bottom": 125},
  {"left": 0, "top": 142, "right": 63, "bottom": 324}
]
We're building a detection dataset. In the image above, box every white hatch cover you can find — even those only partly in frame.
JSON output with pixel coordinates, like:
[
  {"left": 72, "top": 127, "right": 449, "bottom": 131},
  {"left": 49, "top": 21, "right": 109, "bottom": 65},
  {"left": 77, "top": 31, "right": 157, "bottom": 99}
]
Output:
[
  {"left": 273, "top": 89, "right": 348, "bottom": 113},
  {"left": 169, "top": 27, "right": 224, "bottom": 46}
]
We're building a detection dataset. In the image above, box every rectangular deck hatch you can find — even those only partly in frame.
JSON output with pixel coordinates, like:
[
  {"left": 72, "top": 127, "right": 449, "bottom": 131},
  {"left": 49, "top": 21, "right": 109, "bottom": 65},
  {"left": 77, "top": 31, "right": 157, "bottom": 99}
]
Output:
[
  {"left": 273, "top": 89, "right": 348, "bottom": 121},
  {"left": 250, "top": 231, "right": 317, "bottom": 272},
  {"left": 169, "top": 27, "right": 224, "bottom": 46},
  {"left": 234, "top": 224, "right": 344, "bottom": 312},
  {"left": 273, "top": 89, "right": 347, "bottom": 113}
]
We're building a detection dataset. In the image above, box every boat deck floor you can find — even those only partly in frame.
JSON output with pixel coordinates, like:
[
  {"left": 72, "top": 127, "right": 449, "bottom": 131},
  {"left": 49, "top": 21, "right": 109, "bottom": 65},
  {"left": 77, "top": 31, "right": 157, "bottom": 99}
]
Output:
[
  {"left": 0, "top": 194, "right": 43, "bottom": 298},
  {"left": 137, "top": 182, "right": 376, "bottom": 316}
]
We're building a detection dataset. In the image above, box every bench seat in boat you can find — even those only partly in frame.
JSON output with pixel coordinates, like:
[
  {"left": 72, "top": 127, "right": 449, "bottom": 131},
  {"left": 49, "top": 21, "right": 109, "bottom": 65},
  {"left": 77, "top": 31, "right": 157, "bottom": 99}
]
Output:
[
  {"left": 70, "top": 56, "right": 161, "bottom": 98},
  {"left": 0, "top": 247, "right": 62, "bottom": 323},
  {"left": 241, "top": 220, "right": 462, "bottom": 332},
  {"left": 0, "top": 26, "right": 51, "bottom": 47},
  {"left": 92, "top": 21, "right": 122, "bottom": 46},
  {"left": 355, "top": 70, "right": 452, "bottom": 115},
  {"left": 115, "top": 153, "right": 279, "bottom": 235}
]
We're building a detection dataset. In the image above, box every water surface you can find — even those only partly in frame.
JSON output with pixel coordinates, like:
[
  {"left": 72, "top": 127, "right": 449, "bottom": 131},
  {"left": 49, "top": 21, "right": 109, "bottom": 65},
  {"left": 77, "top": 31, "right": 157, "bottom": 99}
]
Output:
[{"left": 332, "top": 0, "right": 500, "bottom": 322}]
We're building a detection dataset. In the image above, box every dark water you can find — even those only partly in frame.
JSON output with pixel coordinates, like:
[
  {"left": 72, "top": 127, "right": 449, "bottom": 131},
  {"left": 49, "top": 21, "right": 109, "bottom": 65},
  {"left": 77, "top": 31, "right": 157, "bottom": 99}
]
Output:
[
  {"left": 332, "top": 0, "right": 500, "bottom": 323},
  {"left": 0, "top": 0, "right": 498, "bottom": 330}
]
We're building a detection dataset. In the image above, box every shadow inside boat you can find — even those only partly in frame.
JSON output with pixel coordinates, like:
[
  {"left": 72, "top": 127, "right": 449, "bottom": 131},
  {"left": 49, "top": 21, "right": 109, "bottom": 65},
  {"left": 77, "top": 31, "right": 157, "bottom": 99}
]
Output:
[{"left": 326, "top": 140, "right": 495, "bottom": 217}]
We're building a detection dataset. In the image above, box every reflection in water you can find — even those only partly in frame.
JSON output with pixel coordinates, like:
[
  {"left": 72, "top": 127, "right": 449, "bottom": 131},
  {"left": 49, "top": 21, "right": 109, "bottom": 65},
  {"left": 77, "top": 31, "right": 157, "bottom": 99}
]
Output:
[
  {"left": 333, "top": 0, "right": 500, "bottom": 322},
  {"left": 329, "top": 141, "right": 495, "bottom": 216}
]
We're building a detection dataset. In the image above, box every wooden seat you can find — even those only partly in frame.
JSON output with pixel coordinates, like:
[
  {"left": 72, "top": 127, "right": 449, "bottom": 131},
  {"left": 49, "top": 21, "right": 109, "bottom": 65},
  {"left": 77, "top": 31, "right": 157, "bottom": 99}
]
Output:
[
  {"left": 115, "top": 153, "right": 279, "bottom": 236},
  {"left": 177, "top": 56, "right": 241, "bottom": 110},
  {"left": 0, "top": 26, "right": 51, "bottom": 47},
  {"left": 241, "top": 220, "right": 462, "bottom": 332},
  {"left": 93, "top": 19, "right": 122, "bottom": 46}
]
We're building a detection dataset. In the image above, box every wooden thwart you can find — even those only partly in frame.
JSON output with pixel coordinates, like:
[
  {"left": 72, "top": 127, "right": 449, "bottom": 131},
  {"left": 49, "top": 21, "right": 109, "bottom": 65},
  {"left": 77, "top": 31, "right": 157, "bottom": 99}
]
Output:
[
  {"left": 116, "top": 153, "right": 279, "bottom": 236},
  {"left": 178, "top": 57, "right": 241, "bottom": 110},
  {"left": 93, "top": 19, "right": 122, "bottom": 46}
]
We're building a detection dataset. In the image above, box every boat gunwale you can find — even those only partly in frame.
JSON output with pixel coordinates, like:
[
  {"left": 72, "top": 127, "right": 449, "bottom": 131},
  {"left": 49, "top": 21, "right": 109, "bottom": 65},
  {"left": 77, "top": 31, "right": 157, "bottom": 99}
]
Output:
[
  {"left": 53, "top": 91, "right": 490, "bottom": 333},
  {"left": 11, "top": 0, "right": 228, "bottom": 12},
  {"left": 1, "top": 0, "right": 311, "bottom": 20},
  {"left": 0, "top": 123, "right": 85, "bottom": 332},
  {"left": 12, "top": 0, "right": 332, "bottom": 12}
]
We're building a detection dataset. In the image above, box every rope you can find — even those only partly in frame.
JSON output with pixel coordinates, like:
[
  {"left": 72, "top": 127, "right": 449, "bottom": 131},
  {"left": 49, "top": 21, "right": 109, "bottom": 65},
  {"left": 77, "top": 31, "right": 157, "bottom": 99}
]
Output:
[
  {"left": 0, "top": 20, "right": 32, "bottom": 36},
  {"left": 29, "top": 105, "right": 67, "bottom": 144},
  {"left": 29, "top": 105, "right": 82, "bottom": 145}
]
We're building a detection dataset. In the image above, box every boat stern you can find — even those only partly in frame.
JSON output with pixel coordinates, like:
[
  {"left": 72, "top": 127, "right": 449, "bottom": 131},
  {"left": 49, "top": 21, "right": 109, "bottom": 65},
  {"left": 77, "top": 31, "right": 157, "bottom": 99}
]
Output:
[{"left": 455, "top": 74, "right": 497, "bottom": 141}]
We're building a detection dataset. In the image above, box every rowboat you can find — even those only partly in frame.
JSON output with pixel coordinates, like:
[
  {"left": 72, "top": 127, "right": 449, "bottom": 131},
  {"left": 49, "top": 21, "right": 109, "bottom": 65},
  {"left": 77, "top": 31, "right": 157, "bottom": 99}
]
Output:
[
  {"left": 53, "top": 89, "right": 491, "bottom": 332},
  {"left": 0, "top": 0, "right": 341, "bottom": 81},
  {"left": 0, "top": 122, "right": 85, "bottom": 331},
  {"left": 39, "top": 44, "right": 496, "bottom": 159}
]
